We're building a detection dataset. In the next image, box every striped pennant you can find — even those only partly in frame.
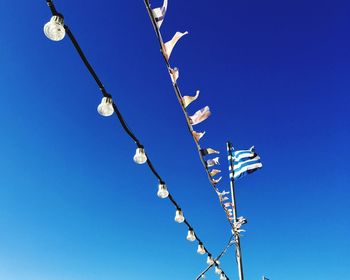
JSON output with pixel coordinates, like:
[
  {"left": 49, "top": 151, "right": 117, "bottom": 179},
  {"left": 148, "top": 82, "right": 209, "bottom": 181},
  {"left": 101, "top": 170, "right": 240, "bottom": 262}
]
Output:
[{"left": 228, "top": 146, "right": 262, "bottom": 180}]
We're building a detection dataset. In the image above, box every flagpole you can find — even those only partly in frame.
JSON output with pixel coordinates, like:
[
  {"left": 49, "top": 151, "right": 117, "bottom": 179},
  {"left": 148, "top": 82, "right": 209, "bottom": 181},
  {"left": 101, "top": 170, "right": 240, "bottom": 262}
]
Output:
[{"left": 227, "top": 142, "right": 245, "bottom": 280}]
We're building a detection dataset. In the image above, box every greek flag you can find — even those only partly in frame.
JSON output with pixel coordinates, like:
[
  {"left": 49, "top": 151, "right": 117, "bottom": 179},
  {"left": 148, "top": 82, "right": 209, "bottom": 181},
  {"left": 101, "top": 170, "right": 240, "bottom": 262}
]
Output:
[{"left": 228, "top": 146, "right": 262, "bottom": 180}]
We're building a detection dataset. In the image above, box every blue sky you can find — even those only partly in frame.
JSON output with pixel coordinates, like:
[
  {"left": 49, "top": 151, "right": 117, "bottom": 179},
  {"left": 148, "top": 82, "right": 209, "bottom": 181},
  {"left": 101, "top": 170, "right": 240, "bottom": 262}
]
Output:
[{"left": 0, "top": 0, "right": 349, "bottom": 279}]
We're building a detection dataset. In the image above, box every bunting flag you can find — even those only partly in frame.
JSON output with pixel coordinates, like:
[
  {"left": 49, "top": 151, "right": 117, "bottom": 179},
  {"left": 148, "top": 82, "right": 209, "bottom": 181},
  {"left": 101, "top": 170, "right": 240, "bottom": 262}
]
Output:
[
  {"left": 163, "top": 31, "right": 189, "bottom": 60},
  {"left": 228, "top": 145, "right": 263, "bottom": 180},
  {"left": 169, "top": 67, "right": 179, "bottom": 83},
  {"left": 209, "top": 169, "right": 221, "bottom": 177},
  {"left": 182, "top": 90, "right": 200, "bottom": 108},
  {"left": 206, "top": 157, "right": 220, "bottom": 167},
  {"left": 217, "top": 190, "right": 230, "bottom": 196},
  {"left": 224, "top": 202, "right": 233, "bottom": 208},
  {"left": 201, "top": 148, "right": 220, "bottom": 156},
  {"left": 189, "top": 106, "right": 211, "bottom": 125},
  {"left": 151, "top": 0, "right": 168, "bottom": 28},
  {"left": 192, "top": 130, "right": 206, "bottom": 142},
  {"left": 211, "top": 176, "right": 222, "bottom": 184}
]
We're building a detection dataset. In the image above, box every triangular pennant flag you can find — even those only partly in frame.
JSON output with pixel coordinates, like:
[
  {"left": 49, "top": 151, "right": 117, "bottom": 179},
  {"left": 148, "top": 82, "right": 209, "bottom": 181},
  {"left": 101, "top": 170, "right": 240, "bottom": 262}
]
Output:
[
  {"left": 182, "top": 90, "right": 200, "bottom": 108},
  {"left": 151, "top": 0, "right": 168, "bottom": 28},
  {"left": 201, "top": 148, "right": 220, "bottom": 156},
  {"left": 211, "top": 176, "right": 222, "bottom": 184},
  {"left": 217, "top": 190, "right": 230, "bottom": 196},
  {"left": 209, "top": 169, "right": 221, "bottom": 177},
  {"left": 163, "top": 31, "right": 189, "bottom": 60},
  {"left": 192, "top": 130, "right": 206, "bottom": 142},
  {"left": 189, "top": 106, "right": 211, "bottom": 125},
  {"left": 169, "top": 67, "right": 179, "bottom": 84},
  {"left": 206, "top": 157, "right": 220, "bottom": 167}
]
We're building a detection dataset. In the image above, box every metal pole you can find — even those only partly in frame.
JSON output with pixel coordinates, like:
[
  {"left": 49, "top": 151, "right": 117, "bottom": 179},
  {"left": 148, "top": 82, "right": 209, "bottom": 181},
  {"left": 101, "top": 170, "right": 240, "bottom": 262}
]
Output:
[{"left": 227, "top": 142, "right": 245, "bottom": 280}]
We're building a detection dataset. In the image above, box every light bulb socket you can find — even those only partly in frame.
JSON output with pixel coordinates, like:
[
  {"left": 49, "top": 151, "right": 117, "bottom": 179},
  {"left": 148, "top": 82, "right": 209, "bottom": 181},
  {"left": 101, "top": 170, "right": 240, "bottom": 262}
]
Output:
[{"left": 50, "top": 15, "right": 64, "bottom": 25}]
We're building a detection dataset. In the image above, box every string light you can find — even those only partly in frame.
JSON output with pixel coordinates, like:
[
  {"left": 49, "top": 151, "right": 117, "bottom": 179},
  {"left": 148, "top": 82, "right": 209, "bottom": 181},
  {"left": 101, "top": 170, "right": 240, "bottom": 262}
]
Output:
[
  {"left": 97, "top": 97, "right": 114, "bottom": 117},
  {"left": 174, "top": 209, "right": 185, "bottom": 223},
  {"left": 186, "top": 229, "right": 196, "bottom": 242},
  {"left": 44, "top": 15, "right": 65, "bottom": 41},
  {"left": 133, "top": 147, "right": 147, "bottom": 164},
  {"left": 215, "top": 266, "right": 222, "bottom": 275},
  {"left": 220, "top": 273, "right": 227, "bottom": 280},
  {"left": 157, "top": 183, "right": 169, "bottom": 198},
  {"left": 44, "top": 1, "right": 232, "bottom": 279},
  {"left": 197, "top": 243, "right": 206, "bottom": 255},
  {"left": 206, "top": 255, "right": 214, "bottom": 265},
  {"left": 200, "top": 274, "right": 205, "bottom": 279}
]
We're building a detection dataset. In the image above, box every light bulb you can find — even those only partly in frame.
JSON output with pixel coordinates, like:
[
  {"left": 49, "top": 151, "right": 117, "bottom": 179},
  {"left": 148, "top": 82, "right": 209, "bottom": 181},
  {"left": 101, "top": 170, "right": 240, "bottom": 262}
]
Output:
[
  {"left": 157, "top": 183, "right": 169, "bottom": 199},
  {"left": 97, "top": 97, "right": 114, "bottom": 117},
  {"left": 174, "top": 209, "right": 185, "bottom": 223},
  {"left": 220, "top": 273, "right": 227, "bottom": 280},
  {"left": 215, "top": 267, "right": 222, "bottom": 275},
  {"left": 186, "top": 230, "right": 196, "bottom": 242},
  {"left": 44, "top": 15, "right": 65, "bottom": 41},
  {"left": 197, "top": 243, "right": 206, "bottom": 255},
  {"left": 206, "top": 255, "right": 214, "bottom": 265},
  {"left": 200, "top": 274, "right": 206, "bottom": 279},
  {"left": 133, "top": 148, "right": 147, "bottom": 164}
]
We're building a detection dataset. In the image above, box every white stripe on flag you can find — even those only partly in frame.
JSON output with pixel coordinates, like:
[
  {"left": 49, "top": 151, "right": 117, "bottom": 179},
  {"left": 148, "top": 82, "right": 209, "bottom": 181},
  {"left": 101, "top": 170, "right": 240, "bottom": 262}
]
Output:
[
  {"left": 234, "top": 162, "right": 262, "bottom": 179},
  {"left": 234, "top": 156, "right": 261, "bottom": 171}
]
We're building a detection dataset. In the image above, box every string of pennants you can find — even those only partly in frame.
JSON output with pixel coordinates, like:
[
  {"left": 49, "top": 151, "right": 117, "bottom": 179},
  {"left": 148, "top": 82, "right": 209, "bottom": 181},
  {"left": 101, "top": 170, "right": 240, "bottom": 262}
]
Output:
[
  {"left": 144, "top": 0, "right": 238, "bottom": 232},
  {"left": 44, "top": 0, "right": 232, "bottom": 279}
]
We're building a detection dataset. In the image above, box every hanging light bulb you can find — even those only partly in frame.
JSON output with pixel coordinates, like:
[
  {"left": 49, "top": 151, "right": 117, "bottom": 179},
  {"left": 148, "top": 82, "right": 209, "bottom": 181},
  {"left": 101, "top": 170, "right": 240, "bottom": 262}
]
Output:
[
  {"left": 200, "top": 274, "right": 206, "bottom": 279},
  {"left": 157, "top": 183, "right": 169, "bottom": 199},
  {"left": 44, "top": 15, "right": 66, "bottom": 41},
  {"left": 215, "top": 266, "right": 222, "bottom": 275},
  {"left": 206, "top": 255, "right": 214, "bottom": 265},
  {"left": 174, "top": 209, "right": 185, "bottom": 223},
  {"left": 133, "top": 147, "right": 147, "bottom": 164},
  {"left": 197, "top": 243, "right": 206, "bottom": 255},
  {"left": 186, "top": 229, "right": 196, "bottom": 242},
  {"left": 220, "top": 274, "right": 227, "bottom": 280},
  {"left": 97, "top": 97, "right": 114, "bottom": 117}
]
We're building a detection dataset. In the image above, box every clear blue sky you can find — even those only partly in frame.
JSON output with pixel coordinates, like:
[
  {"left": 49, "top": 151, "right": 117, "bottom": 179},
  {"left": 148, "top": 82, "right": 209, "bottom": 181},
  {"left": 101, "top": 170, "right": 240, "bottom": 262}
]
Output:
[{"left": 0, "top": 0, "right": 349, "bottom": 279}]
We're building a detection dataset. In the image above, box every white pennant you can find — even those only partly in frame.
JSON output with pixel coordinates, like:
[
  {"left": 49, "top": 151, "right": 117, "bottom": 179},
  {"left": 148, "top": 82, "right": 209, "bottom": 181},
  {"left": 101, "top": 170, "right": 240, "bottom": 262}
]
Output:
[
  {"left": 211, "top": 176, "right": 222, "bottom": 184},
  {"left": 206, "top": 157, "right": 220, "bottom": 167},
  {"left": 169, "top": 67, "right": 179, "bottom": 84},
  {"left": 152, "top": 0, "right": 168, "bottom": 28},
  {"left": 209, "top": 169, "right": 221, "bottom": 177},
  {"left": 189, "top": 106, "right": 211, "bottom": 125},
  {"left": 182, "top": 90, "right": 200, "bottom": 108},
  {"left": 205, "top": 148, "right": 220, "bottom": 155},
  {"left": 224, "top": 202, "right": 234, "bottom": 208},
  {"left": 163, "top": 31, "right": 189, "bottom": 60},
  {"left": 192, "top": 130, "right": 206, "bottom": 142}
]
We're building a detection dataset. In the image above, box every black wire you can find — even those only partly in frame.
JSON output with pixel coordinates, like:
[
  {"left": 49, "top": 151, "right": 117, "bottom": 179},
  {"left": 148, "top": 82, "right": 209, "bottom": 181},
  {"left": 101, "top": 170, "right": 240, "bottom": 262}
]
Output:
[{"left": 44, "top": 1, "right": 231, "bottom": 278}]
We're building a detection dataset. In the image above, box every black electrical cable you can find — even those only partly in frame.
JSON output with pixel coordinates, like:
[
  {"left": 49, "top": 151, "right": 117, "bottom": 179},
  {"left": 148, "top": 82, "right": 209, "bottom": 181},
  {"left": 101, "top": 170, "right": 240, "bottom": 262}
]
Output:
[{"left": 44, "top": 1, "right": 231, "bottom": 278}]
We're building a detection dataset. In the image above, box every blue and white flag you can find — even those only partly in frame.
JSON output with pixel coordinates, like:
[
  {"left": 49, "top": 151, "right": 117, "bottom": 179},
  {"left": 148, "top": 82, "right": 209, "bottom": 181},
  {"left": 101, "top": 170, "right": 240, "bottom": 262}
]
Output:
[{"left": 228, "top": 146, "right": 262, "bottom": 180}]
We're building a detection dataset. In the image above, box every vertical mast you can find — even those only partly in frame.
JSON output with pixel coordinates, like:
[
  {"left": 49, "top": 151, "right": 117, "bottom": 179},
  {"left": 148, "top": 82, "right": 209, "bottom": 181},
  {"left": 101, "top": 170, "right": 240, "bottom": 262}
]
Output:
[{"left": 227, "top": 141, "right": 245, "bottom": 280}]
